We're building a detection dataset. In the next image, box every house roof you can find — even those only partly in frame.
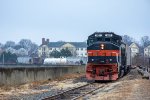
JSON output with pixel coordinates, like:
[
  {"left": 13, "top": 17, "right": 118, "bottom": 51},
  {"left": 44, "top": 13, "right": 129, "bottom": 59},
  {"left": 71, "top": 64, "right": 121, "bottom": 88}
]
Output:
[
  {"left": 47, "top": 42, "right": 87, "bottom": 48},
  {"left": 69, "top": 42, "right": 87, "bottom": 48},
  {"left": 48, "top": 42, "right": 66, "bottom": 47},
  {"left": 129, "top": 42, "right": 139, "bottom": 48}
]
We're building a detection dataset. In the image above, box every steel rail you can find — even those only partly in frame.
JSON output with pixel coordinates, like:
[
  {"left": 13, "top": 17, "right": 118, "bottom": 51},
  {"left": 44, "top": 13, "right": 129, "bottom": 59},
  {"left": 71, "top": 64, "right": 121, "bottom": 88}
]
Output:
[{"left": 42, "top": 82, "right": 104, "bottom": 100}]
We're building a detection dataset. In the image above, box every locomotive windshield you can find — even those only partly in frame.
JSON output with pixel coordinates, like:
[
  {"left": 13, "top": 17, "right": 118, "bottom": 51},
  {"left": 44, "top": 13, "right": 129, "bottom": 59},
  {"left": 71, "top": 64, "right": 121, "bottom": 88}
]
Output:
[{"left": 105, "top": 38, "right": 110, "bottom": 41}]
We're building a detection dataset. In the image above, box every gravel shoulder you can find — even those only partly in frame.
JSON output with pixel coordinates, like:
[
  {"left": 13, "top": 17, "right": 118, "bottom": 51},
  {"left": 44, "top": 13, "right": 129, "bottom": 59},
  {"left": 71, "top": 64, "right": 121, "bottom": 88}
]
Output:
[{"left": 88, "top": 68, "right": 150, "bottom": 100}]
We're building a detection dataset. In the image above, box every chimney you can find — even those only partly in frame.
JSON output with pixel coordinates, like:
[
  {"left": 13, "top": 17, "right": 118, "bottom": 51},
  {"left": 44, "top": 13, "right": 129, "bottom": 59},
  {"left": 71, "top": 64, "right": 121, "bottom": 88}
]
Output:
[
  {"left": 46, "top": 39, "right": 49, "bottom": 44},
  {"left": 42, "top": 38, "right": 45, "bottom": 45}
]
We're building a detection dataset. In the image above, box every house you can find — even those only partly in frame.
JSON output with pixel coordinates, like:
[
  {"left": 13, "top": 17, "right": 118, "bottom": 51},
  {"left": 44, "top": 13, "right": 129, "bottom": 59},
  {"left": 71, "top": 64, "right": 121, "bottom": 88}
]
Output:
[
  {"left": 17, "top": 56, "right": 32, "bottom": 64},
  {"left": 129, "top": 43, "right": 139, "bottom": 58},
  {"left": 144, "top": 45, "right": 150, "bottom": 57},
  {"left": 38, "top": 38, "right": 87, "bottom": 58}
]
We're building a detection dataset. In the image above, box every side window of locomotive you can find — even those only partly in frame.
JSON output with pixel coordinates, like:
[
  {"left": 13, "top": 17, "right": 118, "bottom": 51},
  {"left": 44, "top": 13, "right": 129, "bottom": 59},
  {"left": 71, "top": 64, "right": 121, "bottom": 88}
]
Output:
[
  {"left": 87, "top": 40, "right": 89, "bottom": 46},
  {"left": 112, "top": 38, "right": 119, "bottom": 44},
  {"left": 88, "top": 39, "right": 94, "bottom": 46}
]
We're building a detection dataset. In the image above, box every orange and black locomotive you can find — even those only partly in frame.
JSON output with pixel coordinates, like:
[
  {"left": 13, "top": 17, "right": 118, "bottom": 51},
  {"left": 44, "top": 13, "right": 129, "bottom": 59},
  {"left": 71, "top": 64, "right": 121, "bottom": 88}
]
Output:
[{"left": 86, "top": 32, "right": 131, "bottom": 81}]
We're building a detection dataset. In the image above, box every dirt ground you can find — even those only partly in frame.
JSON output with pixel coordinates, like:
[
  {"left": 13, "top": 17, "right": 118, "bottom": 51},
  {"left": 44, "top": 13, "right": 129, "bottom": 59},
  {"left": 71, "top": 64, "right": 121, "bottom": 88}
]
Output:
[
  {"left": 0, "top": 68, "right": 150, "bottom": 100},
  {"left": 0, "top": 72, "right": 87, "bottom": 100},
  {"left": 88, "top": 68, "right": 150, "bottom": 100}
]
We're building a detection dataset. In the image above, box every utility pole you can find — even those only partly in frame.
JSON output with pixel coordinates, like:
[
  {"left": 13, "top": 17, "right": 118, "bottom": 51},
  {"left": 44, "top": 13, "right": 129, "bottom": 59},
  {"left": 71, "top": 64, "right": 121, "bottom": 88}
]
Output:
[
  {"left": 3, "top": 53, "right": 4, "bottom": 65},
  {"left": 148, "top": 58, "right": 150, "bottom": 71},
  {"left": 144, "top": 53, "right": 145, "bottom": 67}
]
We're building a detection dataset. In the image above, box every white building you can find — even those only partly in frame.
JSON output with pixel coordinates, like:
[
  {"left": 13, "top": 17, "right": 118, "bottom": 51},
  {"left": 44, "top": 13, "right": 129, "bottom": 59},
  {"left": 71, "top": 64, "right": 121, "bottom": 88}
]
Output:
[
  {"left": 38, "top": 38, "right": 87, "bottom": 58},
  {"left": 144, "top": 45, "right": 150, "bottom": 57},
  {"left": 129, "top": 43, "right": 139, "bottom": 58}
]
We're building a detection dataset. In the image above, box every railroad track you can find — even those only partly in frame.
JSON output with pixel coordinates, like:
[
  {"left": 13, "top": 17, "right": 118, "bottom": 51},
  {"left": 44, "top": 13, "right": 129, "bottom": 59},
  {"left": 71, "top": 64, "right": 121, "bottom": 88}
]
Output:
[
  {"left": 42, "top": 82, "right": 106, "bottom": 100},
  {"left": 42, "top": 71, "right": 131, "bottom": 100}
]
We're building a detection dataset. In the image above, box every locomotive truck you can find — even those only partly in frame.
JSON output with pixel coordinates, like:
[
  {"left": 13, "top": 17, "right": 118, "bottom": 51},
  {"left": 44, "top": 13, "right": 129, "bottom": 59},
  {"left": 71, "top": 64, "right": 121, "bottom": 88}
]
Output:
[{"left": 86, "top": 32, "right": 131, "bottom": 81}]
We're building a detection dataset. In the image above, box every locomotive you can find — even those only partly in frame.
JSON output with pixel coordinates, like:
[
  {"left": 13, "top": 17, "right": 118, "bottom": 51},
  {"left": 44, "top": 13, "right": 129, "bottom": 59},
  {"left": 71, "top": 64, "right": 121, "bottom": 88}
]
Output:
[{"left": 86, "top": 32, "right": 131, "bottom": 81}]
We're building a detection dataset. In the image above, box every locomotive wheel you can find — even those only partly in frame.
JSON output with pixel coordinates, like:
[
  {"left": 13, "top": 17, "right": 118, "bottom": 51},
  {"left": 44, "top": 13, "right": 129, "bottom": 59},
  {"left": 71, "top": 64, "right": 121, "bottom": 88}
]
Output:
[
  {"left": 124, "top": 66, "right": 127, "bottom": 75},
  {"left": 121, "top": 70, "right": 124, "bottom": 77},
  {"left": 119, "top": 66, "right": 124, "bottom": 77}
]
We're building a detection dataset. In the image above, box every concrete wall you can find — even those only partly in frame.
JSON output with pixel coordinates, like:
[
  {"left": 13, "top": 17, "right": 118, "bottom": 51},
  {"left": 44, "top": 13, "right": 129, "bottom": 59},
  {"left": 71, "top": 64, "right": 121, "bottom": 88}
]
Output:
[{"left": 0, "top": 65, "right": 85, "bottom": 86}]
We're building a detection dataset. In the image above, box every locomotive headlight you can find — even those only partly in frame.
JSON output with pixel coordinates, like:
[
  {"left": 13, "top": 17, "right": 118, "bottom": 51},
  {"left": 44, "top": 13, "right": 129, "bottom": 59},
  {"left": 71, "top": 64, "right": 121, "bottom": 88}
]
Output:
[
  {"left": 95, "top": 34, "right": 98, "bottom": 37},
  {"left": 100, "top": 44, "right": 104, "bottom": 49},
  {"left": 95, "top": 34, "right": 102, "bottom": 37},
  {"left": 101, "top": 44, "right": 104, "bottom": 47},
  {"left": 105, "top": 34, "right": 113, "bottom": 37}
]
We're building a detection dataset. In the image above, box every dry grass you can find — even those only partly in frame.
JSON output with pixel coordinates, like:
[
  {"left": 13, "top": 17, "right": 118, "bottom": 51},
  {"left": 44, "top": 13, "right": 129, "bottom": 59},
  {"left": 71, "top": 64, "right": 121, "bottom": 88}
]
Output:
[
  {"left": 89, "top": 69, "right": 150, "bottom": 100},
  {"left": 0, "top": 72, "right": 85, "bottom": 93},
  {"left": 92, "top": 79, "right": 150, "bottom": 100}
]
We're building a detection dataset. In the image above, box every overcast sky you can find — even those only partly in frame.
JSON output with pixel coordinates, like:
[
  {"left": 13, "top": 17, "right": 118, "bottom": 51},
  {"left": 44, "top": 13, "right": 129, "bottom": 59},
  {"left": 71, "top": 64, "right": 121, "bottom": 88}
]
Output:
[{"left": 0, "top": 0, "right": 150, "bottom": 45}]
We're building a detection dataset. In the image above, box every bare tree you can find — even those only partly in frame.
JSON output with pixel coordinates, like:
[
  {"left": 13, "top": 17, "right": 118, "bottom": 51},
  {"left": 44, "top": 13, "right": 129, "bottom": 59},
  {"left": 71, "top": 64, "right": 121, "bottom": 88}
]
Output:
[
  {"left": 132, "top": 53, "right": 144, "bottom": 66},
  {"left": 14, "top": 45, "right": 22, "bottom": 50},
  {"left": 19, "top": 39, "right": 32, "bottom": 51},
  {"left": 19, "top": 39, "right": 38, "bottom": 56},
  {"left": 28, "top": 43, "right": 38, "bottom": 56},
  {"left": 4, "top": 41, "right": 15, "bottom": 48},
  {"left": 141, "top": 36, "right": 150, "bottom": 48},
  {"left": 122, "top": 35, "right": 133, "bottom": 45},
  {"left": 0, "top": 43, "right": 3, "bottom": 48},
  {"left": 5, "top": 47, "right": 16, "bottom": 54}
]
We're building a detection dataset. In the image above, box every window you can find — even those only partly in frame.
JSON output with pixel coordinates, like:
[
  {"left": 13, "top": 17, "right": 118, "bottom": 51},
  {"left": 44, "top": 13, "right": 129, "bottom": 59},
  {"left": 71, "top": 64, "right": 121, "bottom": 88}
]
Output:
[
  {"left": 81, "top": 48, "right": 83, "bottom": 50},
  {"left": 56, "top": 48, "right": 58, "bottom": 50},
  {"left": 97, "top": 38, "right": 102, "bottom": 41},
  {"left": 50, "top": 48, "right": 52, "bottom": 50},
  {"left": 105, "top": 38, "right": 110, "bottom": 41},
  {"left": 43, "top": 47, "right": 46, "bottom": 51},
  {"left": 42, "top": 52, "right": 46, "bottom": 55},
  {"left": 52, "top": 48, "right": 55, "bottom": 50}
]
